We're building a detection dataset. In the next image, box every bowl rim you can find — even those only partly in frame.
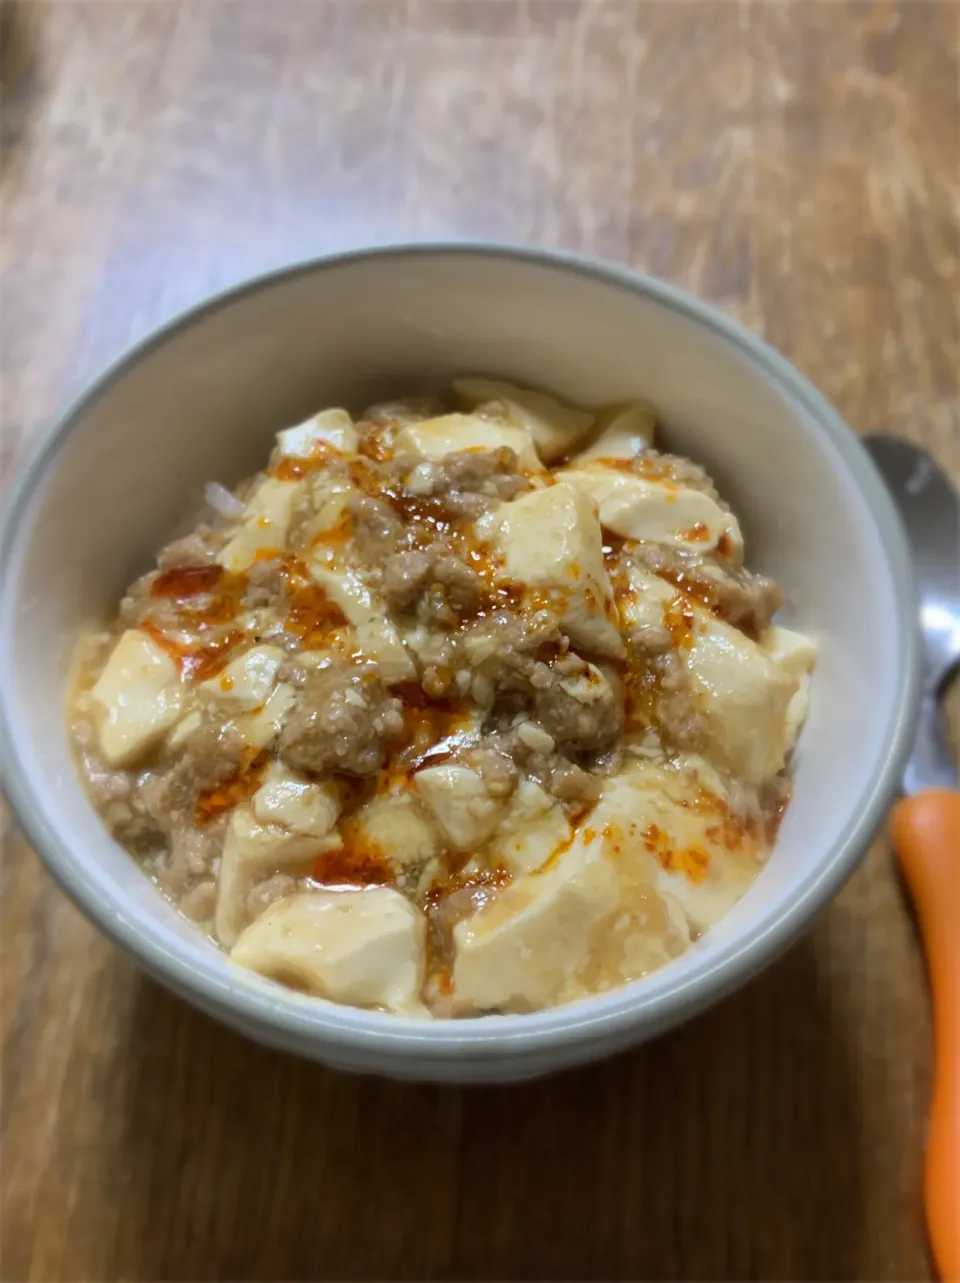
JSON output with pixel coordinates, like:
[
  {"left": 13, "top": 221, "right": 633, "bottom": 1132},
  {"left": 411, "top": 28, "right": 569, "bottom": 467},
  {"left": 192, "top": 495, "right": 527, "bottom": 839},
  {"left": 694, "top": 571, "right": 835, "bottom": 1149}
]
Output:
[{"left": 0, "top": 241, "right": 920, "bottom": 1061}]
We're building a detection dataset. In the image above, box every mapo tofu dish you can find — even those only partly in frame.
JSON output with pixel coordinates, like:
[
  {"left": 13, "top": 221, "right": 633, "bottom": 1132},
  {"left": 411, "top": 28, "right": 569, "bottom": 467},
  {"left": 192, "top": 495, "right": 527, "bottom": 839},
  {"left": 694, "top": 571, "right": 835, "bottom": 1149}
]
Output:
[{"left": 69, "top": 378, "right": 816, "bottom": 1017}]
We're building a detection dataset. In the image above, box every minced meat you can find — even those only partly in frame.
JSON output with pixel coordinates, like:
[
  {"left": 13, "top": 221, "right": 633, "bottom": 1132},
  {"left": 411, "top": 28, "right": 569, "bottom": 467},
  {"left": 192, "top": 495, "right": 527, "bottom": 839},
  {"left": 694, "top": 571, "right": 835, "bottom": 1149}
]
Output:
[{"left": 279, "top": 658, "right": 405, "bottom": 777}]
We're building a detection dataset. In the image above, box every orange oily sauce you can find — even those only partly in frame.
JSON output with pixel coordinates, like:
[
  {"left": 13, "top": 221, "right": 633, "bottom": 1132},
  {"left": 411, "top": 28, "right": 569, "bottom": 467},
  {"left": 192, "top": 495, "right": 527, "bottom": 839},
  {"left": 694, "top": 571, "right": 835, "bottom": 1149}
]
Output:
[
  {"left": 423, "top": 861, "right": 515, "bottom": 999},
  {"left": 141, "top": 621, "right": 245, "bottom": 684},
  {"left": 195, "top": 749, "right": 267, "bottom": 826},
  {"left": 250, "top": 549, "right": 349, "bottom": 647},
  {"left": 311, "top": 820, "right": 393, "bottom": 889},
  {"left": 271, "top": 441, "right": 348, "bottom": 481},
  {"left": 283, "top": 445, "right": 559, "bottom": 626},
  {"left": 150, "top": 563, "right": 247, "bottom": 629},
  {"left": 389, "top": 683, "right": 476, "bottom": 768}
]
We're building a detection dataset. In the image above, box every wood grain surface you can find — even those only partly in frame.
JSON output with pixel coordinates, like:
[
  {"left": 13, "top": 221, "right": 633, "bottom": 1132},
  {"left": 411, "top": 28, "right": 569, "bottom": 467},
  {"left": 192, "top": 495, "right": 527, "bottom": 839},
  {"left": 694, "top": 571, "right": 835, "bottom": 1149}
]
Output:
[{"left": 1, "top": 2, "right": 958, "bottom": 1279}]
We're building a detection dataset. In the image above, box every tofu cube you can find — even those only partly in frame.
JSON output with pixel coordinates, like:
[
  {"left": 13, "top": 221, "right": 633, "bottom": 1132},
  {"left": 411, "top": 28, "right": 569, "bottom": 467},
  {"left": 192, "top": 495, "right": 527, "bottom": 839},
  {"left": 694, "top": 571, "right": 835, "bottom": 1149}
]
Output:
[
  {"left": 489, "top": 482, "right": 623, "bottom": 658},
  {"left": 199, "top": 644, "right": 286, "bottom": 711},
  {"left": 395, "top": 413, "right": 543, "bottom": 472},
  {"left": 233, "top": 683, "right": 296, "bottom": 750},
  {"left": 761, "top": 626, "right": 817, "bottom": 751},
  {"left": 561, "top": 466, "right": 743, "bottom": 556},
  {"left": 570, "top": 400, "right": 657, "bottom": 463},
  {"left": 451, "top": 830, "right": 619, "bottom": 1013},
  {"left": 618, "top": 563, "right": 675, "bottom": 637},
  {"left": 215, "top": 806, "right": 337, "bottom": 946},
  {"left": 167, "top": 709, "right": 202, "bottom": 750},
  {"left": 617, "top": 566, "right": 797, "bottom": 783},
  {"left": 587, "top": 761, "right": 757, "bottom": 940},
  {"left": 252, "top": 762, "right": 340, "bottom": 837},
  {"left": 218, "top": 478, "right": 302, "bottom": 572},
  {"left": 350, "top": 793, "right": 441, "bottom": 867},
  {"left": 276, "top": 408, "right": 358, "bottom": 457},
  {"left": 684, "top": 615, "right": 797, "bottom": 784},
  {"left": 230, "top": 888, "right": 427, "bottom": 1016},
  {"left": 453, "top": 377, "right": 595, "bottom": 462},
  {"left": 90, "top": 629, "right": 184, "bottom": 766},
  {"left": 414, "top": 765, "right": 506, "bottom": 851},
  {"left": 487, "top": 780, "right": 572, "bottom": 877},
  {"left": 307, "top": 564, "right": 415, "bottom": 683}
]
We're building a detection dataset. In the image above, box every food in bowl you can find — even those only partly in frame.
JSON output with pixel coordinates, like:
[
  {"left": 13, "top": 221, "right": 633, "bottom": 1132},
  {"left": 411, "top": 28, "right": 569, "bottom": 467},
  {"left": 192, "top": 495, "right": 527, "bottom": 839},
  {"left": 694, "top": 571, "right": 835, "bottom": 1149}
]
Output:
[{"left": 68, "top": 378, "right": 816, "bottom": 1018}]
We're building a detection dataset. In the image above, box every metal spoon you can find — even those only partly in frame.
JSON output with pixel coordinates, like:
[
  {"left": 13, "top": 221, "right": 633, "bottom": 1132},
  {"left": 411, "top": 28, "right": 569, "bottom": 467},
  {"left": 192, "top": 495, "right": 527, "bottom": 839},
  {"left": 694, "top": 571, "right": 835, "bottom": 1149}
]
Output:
[{"left": 865, "top": 434, "right": 960, "bottom": 1281}]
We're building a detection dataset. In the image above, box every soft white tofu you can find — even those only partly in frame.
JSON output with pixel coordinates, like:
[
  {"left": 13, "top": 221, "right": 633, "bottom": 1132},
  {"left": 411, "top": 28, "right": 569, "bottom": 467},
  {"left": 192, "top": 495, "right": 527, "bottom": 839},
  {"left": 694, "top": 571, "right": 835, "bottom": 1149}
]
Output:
[
  {"left": 90, "top": 628, "right": 184, "bottom": 766},
  {"left": 306, "top": 563, "right": 415, "bottom": 683},
  {"left": 300, "top": 489, "right": 355, "bottom": 564},
  {"left": 557, "top": 661, "right": 614, "bottom": 705},
  {"left": 561, "top": 465, "right": 742, "bottom": 556},
  {"left": 395, "top": 413, "right": 543, "bottom": 472},
  {"left": 252, "top": 762, "right": 340, "bottom": 837},
  {"left": 413, "top": 765, "right": 506, "bottom": 851},
  {"left": 230, "top": 888, "right": 427, "bottom": 1016},
  {"left": 570, "top": 400, "right": 657, "bottom": 463},
  {"left": 349, "top": 793, "right": 441, "bottom": 867},
  {"left": 761, "top": 625, "right": 817, "bottom": 751},
  {"left": 488, "top": 483, "right": 623, "bottom": 658},
  {"left": 167, "top": 709, "right": 202, "bottom": 750},
  {"left": 451, "top": 824, "right": 619, "bottom": 1013},
  {"left": 199, "top": 644, "right": 286, "bottom": 711},
  {"left": 618, "top": 566, "right": 797, "bottom": 783},
  {"left": 513, "top": 721, "right": 556, "bottom": 754},
  {"left": 217, "top": 478, "right": 302, "bottom": 572},
  {"left": 618, "top": 562, "right": 675, "bottom": 635},
  {"left": 761, "top": 625, "right": 817, "bottom": 679},
  {"left": 487, "top": 780, "right": 572, "bottom": 877},
  {"left": 493, "top": 763, "right": 735, "bottom": 994},
  {"left": 276, "top": 408, "right": 358, "bottom": 457},
  {"left": 233, "top": 683, "right": 297, "bottom": 750},
  {"left": 215, "top": 806, "right": 338, "bottom": 946},
  {"left": 684, "top": 613, "right": 797, "bottom": 784},
  {"left": 584, "top": 761, "right": 758, "bottom": 938},
  {"left": 452, "top": 377, "right": 595, "bottom": 463}
]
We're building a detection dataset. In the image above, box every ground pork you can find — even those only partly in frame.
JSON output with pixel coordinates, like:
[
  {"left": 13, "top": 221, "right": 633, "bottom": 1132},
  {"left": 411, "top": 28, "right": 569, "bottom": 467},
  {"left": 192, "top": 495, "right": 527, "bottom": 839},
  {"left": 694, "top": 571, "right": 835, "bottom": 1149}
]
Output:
[
  {"left": 630, "top": 542, "right": 783, "bottom": 637},
  {"left": 707, "top": 566, "right": 783, "bottom": 635},
  {"left": 381, "top": 547, "right": 482, "bottom": 622},
  {"left": 279, "top": 658, "right": 404, "bottom": 776},
  {"left": 179, "top": 880, "right": 217, "bottom": 922},
  {"left": 361, "top": 397, "right": 445, "bottom": 427},
  {"left": 533, "top": 662, "right": 623, "bottom": 755},
  {"left": 497, "top": 727, "right": 604, "bottom": 811},
  {"left": 178, "top": 715, "right": 248, "bottom": 792},
  {"left": 409, "top": 631, "right": 460, "bottom": 698},
  {"left": 653, "top": 650, "right": 708, "bottom": 749},
  {"left": 429, "top": 448, "right": 532, "bottom": 501},
  {"left": 156, "top": 529, "right": 219, "bottom": 571},
  {"left": 462, "top": 609, "right": 563, "bottom": 696},
  {"left": 246, "top": 873, "right": 298, "bottom": 921},
  {"left": 635, "top": 449, "right": 721, "bottom": 498},
  {"left": 82, "top": 757, "right": 161, "bottom": 852},
  {"left": 118, "top": 571, "right": 237, "bottom": 639},
  {"left": 241, "top": 555, "right": 291, "bottom": 611},
  {"left": 460, "top": 745, "right": 518, "bottom": 798},
  {"left": 381, "top": 550, "right": 434, "bottom": 612},
  {"left": 156, "top": 823, "right": 226, "bottom": 897},
  {"left": 129, "top": 714, "right": 244, "bottom": 895},
  {"left": 547, "top": 758, "right": 603, "bottom": 808},
  {"left": 349, "top": 495, "right": 405, "bottom": 561}
]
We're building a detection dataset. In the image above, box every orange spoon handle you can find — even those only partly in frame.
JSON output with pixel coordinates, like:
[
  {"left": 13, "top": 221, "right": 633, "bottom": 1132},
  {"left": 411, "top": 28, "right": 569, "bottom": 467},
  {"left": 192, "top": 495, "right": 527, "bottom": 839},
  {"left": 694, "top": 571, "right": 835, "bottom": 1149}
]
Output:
[{"left": 892, "top": 789, "right": 960, "bottom": 1281}]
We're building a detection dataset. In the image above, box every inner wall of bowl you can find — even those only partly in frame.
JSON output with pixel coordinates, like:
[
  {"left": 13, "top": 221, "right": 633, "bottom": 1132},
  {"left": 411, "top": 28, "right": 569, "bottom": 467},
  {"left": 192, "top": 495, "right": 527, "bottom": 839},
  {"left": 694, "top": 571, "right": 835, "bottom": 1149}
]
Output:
[{"left": 0, "top": 251, "right": 901, "bottom": 1000}]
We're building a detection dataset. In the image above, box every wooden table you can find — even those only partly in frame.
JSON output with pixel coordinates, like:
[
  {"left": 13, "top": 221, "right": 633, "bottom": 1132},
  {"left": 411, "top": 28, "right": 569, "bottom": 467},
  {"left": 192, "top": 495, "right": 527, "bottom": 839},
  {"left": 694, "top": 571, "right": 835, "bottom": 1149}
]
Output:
[{"left": 1, "top": 2, "right": 957, "bottom": 1279}]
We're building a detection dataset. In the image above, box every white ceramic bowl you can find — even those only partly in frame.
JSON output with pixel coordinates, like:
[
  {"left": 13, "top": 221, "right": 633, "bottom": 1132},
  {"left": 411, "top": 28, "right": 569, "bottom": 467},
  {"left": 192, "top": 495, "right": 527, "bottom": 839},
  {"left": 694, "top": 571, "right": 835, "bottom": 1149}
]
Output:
[{"left": 0, "top": 245, "right": 919, "bottom": 1082}]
